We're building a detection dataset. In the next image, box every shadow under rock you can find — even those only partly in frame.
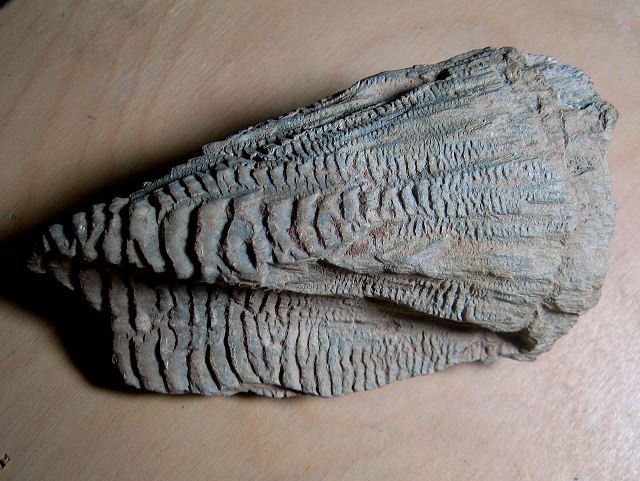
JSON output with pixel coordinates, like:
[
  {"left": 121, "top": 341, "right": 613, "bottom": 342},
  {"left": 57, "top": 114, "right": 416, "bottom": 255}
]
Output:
[{"left": 0, "top": 232, "right": 138, "bottom": 393}]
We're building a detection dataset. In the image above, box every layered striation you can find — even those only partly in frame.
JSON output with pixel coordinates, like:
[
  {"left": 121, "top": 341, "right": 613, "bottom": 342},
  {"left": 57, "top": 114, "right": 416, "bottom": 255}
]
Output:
[{"left": 28, "top": 47, "right": 617, "bottom": 396}]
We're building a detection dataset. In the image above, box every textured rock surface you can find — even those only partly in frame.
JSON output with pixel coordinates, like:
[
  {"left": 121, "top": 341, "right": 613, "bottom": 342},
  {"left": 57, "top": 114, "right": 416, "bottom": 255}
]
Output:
[{"left": 28, "top": 47, "right": 617, "bottom": 397}]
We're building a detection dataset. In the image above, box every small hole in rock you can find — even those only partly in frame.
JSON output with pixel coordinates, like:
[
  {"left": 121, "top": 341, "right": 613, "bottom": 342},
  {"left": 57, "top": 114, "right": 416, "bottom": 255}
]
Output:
[{"left": 435, "top": 69, "right": 451, "bottom": 81}]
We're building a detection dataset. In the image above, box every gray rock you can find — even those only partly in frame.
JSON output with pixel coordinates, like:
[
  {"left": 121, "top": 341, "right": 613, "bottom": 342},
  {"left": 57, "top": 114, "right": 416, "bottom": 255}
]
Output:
[{"left": 28, "top": 47, "right": 617, "bottom": 397}]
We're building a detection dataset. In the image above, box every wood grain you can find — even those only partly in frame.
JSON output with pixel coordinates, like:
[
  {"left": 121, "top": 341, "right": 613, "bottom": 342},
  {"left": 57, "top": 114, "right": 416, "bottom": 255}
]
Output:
[{"left": 0, "top": 0, "right": 638, "bottom": 479}]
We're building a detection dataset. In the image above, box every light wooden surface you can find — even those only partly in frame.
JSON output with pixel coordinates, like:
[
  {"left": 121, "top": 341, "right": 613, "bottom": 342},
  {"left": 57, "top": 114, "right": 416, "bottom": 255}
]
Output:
[{"left": 1, "top": 1, "right": 638, "bottom": 479}]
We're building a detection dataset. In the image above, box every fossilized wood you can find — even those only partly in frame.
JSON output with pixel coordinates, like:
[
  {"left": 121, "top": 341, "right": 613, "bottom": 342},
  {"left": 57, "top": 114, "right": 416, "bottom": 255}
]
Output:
[{"left": 28, "top": 47, "right": 617, "bottom": 397}]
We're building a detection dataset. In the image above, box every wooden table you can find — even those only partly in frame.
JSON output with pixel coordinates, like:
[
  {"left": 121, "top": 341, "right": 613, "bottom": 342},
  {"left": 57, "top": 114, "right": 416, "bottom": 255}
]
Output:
[{"left": 1, "top": 1, "right": 638, "bottom": 479}]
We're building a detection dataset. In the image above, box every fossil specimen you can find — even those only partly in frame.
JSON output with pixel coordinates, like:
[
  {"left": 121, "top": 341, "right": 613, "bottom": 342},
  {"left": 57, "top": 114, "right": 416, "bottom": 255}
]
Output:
[{"left": 28, "top": 47, "right": 617, "bottom": 397}]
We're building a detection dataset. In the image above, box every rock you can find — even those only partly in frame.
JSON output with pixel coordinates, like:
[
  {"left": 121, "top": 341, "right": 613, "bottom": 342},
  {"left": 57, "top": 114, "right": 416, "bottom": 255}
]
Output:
[{"left": 28, "top": 47, "right": 617, "bottom": 396}]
